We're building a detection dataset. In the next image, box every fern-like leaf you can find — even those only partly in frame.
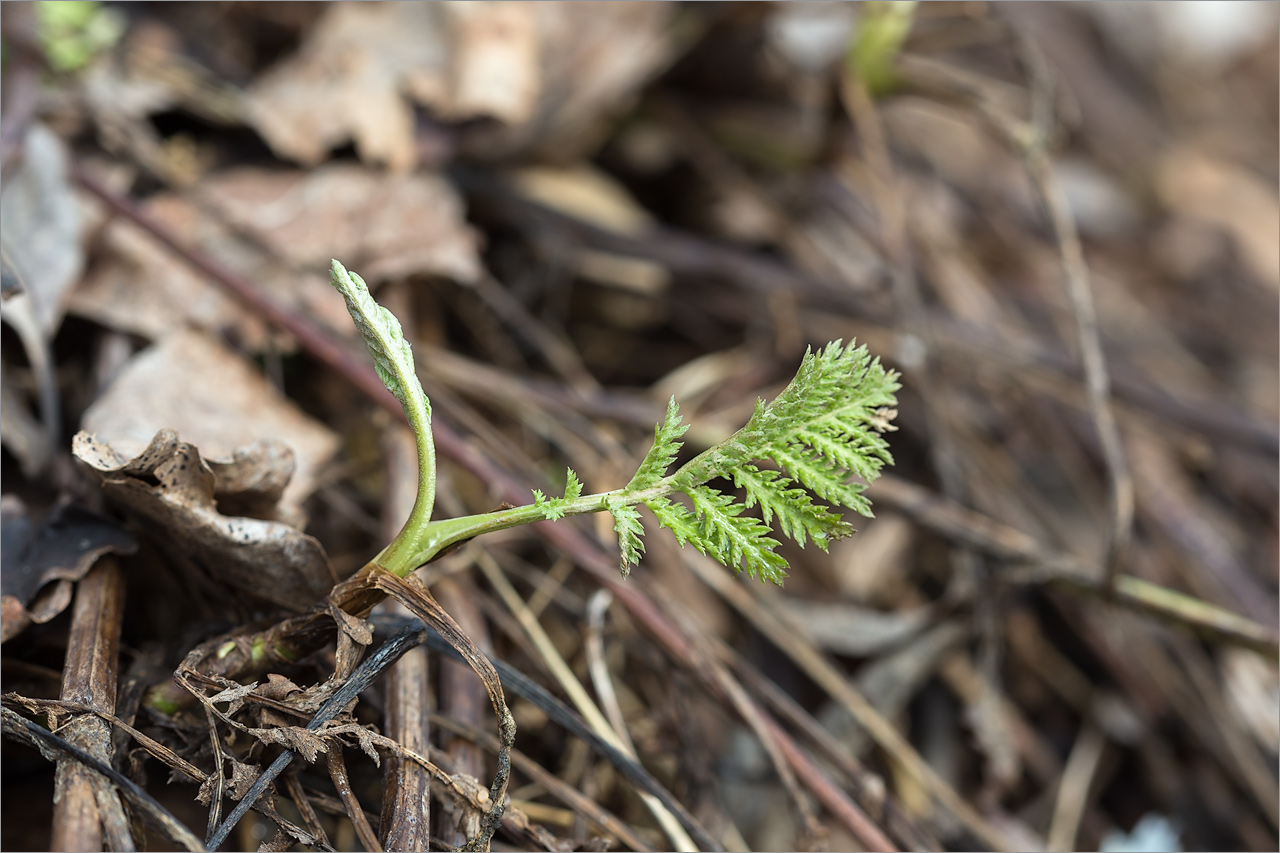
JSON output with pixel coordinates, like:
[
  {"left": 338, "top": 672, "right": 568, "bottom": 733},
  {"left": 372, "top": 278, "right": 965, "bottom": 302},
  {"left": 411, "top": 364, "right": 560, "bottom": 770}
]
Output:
[
  {"left": 730, "top": 464, "right": 850, "bottom": 548},
  {"left": 532, "top": 490, "right": 561, "bottom": 521},
  {"left": 645, "top": 495, "right": 696, "bottom": 549},
  {"left": 683, "top": 486, "right": 789, "bottom": 583},
  {"left": 608, "top": 498, "right": 645, "bottom": 577},
  {"left": 765, "top": 443, "right": 875, "bottom": 517},
  {"left": 626, "top": 397, "right": 688, "bottom": 491},
  {"left": 652, "top": 340, "right": 898, "bottom": 582},
  {"left": 533, "top": 468, "right": 585, "bottom": 521},
  {"left": 564, "top": 468, "right": 583, "bottom": 501}
]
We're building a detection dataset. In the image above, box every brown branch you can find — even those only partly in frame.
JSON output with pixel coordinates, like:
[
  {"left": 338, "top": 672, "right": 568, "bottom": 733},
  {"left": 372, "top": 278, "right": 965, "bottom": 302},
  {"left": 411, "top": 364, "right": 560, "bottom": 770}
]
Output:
[{"left": 52, "top": 558, "right": 133, "bottom": 853}]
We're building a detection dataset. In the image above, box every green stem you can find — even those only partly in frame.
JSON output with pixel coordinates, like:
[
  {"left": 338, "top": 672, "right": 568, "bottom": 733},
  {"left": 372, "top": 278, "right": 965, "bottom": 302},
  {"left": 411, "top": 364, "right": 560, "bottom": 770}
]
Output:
[
  {"left": 380, "top": 488, "right": 635, "bottom": 576},
  {"left": 377, "top": 400, "right": 437, "bottom": 575}
]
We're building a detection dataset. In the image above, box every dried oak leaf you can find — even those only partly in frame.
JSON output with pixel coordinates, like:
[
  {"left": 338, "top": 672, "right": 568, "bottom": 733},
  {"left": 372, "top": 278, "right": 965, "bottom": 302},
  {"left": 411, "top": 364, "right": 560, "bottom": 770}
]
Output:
[
  {"left": 0, "top": 495, "right": 137, "bottom": 643},
  {"left": 72, "top": 429, "right": 336, "bottom": 611}
]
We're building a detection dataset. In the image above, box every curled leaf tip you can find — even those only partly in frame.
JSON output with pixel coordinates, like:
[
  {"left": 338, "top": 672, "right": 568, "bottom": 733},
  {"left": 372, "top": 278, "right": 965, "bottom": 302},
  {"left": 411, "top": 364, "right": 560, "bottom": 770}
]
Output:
[{"left": 328, "top": 259, "right": 437, "bottom": 541}]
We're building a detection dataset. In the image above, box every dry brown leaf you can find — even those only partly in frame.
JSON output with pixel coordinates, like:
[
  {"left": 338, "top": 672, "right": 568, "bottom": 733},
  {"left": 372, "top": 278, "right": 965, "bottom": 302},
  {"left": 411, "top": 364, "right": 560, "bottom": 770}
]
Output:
[
  {"left": 72, "top": 428, "right": 336, "bottom": 611},
  {"left": 69, "top": 193, "right": 306, "bottom": 346},
  {"left": 327, "top": 601, "right": 374, "bottom": 647},
  {"left": 227, "top": 758, "right": 261, "bottom": 802},
  {"left": 251, "top": 725, "right": 328, "bottom": 763},
  {"left": 446, "top": 2, "right": 541, "bottom": 125},
  {"left": 350, "top": 726, "right": 382, "bottom": 766},
  {"left": 244, "top": 2, "right": 450, "bottom": 171},
  {"left": 70, "top": 165, "right": 481, "bottom": 347},
  {"left": 244, "top": 1, "right": 673, "bottom": 168},
  {"left": 479, "top": 1, "right": 676, "bottom": 160},
  {"left": 197, "top": 164, "right": 482, "bottom": 284},
  {"left": 207, "top": 681, "right": 259, "bottom": 717},
  {"left": 256, "top": 674, "right": 305, "bottom": 703},
  {"left": 328, "top": 600, "right": 375, "bottom": 681},
  {"left": 80, "top": 328, "right": 338, "bottom": 516}
]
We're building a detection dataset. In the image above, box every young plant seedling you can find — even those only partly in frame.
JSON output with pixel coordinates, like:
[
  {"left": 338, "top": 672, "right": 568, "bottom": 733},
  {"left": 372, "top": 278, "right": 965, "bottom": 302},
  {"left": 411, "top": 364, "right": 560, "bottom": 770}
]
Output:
[
  {"left": 329, "top": 259, "right": 901, "bottom": 584},
  {"left": 147, "top": 261, "right": 899, "bottom": 714}
]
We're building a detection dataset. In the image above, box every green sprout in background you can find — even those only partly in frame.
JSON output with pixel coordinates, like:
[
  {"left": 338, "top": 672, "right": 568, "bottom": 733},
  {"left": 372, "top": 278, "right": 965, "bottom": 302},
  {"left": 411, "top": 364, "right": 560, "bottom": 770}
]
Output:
[
  {"left": 848, "top": 0, "right": 918, "bottom": 95},
  {"left": 33, "top": 1, "right": 124, "bottom": 73}
]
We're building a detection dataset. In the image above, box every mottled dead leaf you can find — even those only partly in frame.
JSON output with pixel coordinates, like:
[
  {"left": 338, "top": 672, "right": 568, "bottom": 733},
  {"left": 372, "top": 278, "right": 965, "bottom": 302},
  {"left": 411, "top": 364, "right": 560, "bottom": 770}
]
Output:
[
  {"left": 256, "top": 673, "right": 304, "bottom": 703},
  {"left": 251, "top": 725, "right": 328, "bottom": 764},
  {"left": 69, "top": 192, "right": 312, "bottom": 346},
  {"left": 73, "top": 429, "right": 336, "bottom": 611},
  {"left": 80, "top": 328, "right": 337, "bottom": 517},
  {"left": 207, "top": 681, "right": 259, "bottom": 717},
  {"left": 227, "top": 758, "right": 261, "bottom": 802},
  {"left": 462, "top": 2, "right": 677, "bottom": 161}
]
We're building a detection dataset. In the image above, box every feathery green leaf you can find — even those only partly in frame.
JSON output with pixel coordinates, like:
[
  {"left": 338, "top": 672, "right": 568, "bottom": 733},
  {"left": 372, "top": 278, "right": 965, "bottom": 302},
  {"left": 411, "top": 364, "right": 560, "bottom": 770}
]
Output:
[
  {"left": 626, "top": 397, "right": 688, "bottom": 491},
  {"left": 532, "top": 489, "right": 561, "bottom": 521},
  {"left": 730, "top": 464, "right": 850, "bottom": 548},
  {"left": 608, "top": 498, "right": 646, "bottom": 577},
  {"left": 655, "top": 340, "right": 897, "bottom": 582},
  {"left": 533, "top": 468, "right": 585, "bottom": 521},
  {"left": 763, "top": 444, "right": 873, "bottom": 516},
  {"left": 646, "top": 495, "right": 696, "bottom": 549},
  {"left": 682, "top": 486, "right": 789, "bottom": 583},
  {"left": 563, "top": 468, "right": 583, "bottom": 502}
]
